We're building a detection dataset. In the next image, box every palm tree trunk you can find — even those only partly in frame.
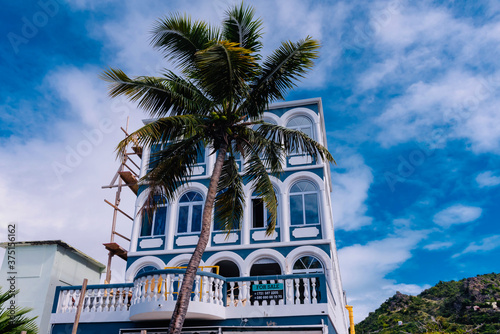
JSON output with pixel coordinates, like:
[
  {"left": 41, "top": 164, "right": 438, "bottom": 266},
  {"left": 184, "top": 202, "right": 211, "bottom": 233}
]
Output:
[{"left": 167, "top": 143, "right": 228, "bottom": 334}]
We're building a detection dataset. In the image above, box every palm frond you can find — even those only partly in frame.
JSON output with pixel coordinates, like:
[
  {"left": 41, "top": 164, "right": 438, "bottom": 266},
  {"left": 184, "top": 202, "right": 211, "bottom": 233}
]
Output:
[
  {"left": 150, "top": 13, "right": 218, "bottom": 71},
  {"left": 194, "top": 40, "right": 257, "bottom": 103},
  {"left": 241, "top": 37, "right": 320, "bottom": 119},
  {"left": 214, "top": 155, "right": 245, "bottom": 233},
  {"left": 243, "top": 150, "right": 278, "bottom": 235},
  {"left": 117, "top": 114, "right": 205, "bottom": 156},
  {"left": 145, "top": 134, "right": 206, "bottom": 201},
  {"left": 257, "top": 123, "right": 335, "bottom": 164},
  {"left": 223, "top": 3, "right": 263, "bottom": 54},
  {"left": 101, "top": 68, "right": 212, "bottom": 118}
]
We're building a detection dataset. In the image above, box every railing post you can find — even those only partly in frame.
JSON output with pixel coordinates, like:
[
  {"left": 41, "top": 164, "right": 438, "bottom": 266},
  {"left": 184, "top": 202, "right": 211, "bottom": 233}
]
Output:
[
  {"left": 303, "top": 278, "right": 311, "bottom": 304},
  {"left": 311, "top": 277, "right": 318, "bottom": 304},
  {"left": 294, "top": 278, "right": 300, "bottom": 305},
  {"left": 286, "top": 279, "right": 293, "bottom": 305}
]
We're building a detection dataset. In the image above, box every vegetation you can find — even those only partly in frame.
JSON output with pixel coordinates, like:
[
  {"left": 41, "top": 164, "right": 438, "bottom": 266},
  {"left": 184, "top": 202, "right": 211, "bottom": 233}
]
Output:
[
  {"left": 102, "top": 4, "right": 332, "bottom": 334},
  {"left": 0, "top": 288, "right": 38, "bottom": 334},
  {"left": 356, "top": 273, "right": 500, "bottom": 333}
]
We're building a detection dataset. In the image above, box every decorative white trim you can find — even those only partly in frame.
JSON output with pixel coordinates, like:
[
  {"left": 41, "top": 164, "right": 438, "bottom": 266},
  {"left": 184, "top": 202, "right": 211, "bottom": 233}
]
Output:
[
  {"left": 192, "top": 165, "right": 205, "bottom": 176},
  {"left": 213, "top": 232, "right": 239, "bottom": 244},
  {"left": 243, "top": 249, "right": 286, "bottom": 276},
  {"left": 285, "top": 246, "right": 333, "bottom": 273},
  {"left": 166, "top": 254, "right": 205, "bottom": 268},
  {"left": 139, "top": 238, "right": 163, "bottom": 249},
  {"left": 289, "top": 155, "right": 313, "bottom": 165},
  {"left": 175, "top": 235, "right": 199, "bottom": 246},
  {"left": 292, "top": 226, "right": 320, "bottom": 238},
  {"left": 282, "top": 171, "right": 326, "bottom": 192},
  {"left": 125, "top": 256, "right": 166, "bottom": 282},
  {"left": 251, "top": 230, "right": 278, "bottom": 241}
]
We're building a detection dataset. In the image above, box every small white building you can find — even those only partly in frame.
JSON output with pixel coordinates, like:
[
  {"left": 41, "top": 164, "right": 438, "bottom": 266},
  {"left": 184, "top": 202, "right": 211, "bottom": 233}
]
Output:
[{"left": 0, "top": 240, "right": 105, "bottom": 334}]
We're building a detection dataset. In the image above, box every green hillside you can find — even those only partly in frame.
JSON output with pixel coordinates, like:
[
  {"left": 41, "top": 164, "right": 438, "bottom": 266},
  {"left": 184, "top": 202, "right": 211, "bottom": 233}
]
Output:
[{"left": 356, "top": 273, "right": 500, "bottom": 333}]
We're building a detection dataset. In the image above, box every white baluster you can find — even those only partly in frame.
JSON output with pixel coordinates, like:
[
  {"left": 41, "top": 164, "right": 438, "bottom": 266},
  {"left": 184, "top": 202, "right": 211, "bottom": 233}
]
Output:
[
  {"left": 278, "top": 279, "right": 285, "bottom": 305},
  {"left": 193, "top": 275, "right": 200, "bottom": 302},
  {"left": 217, "top": 279, "right": 223, "bottom": 305},
  {"left": 102, "top": 288, "right": 109, "bottom": 312},
  {"left": 97, "top": 289, "right": 105, "bottom": 312},
  {"left": 303, "top": 278, "right": 311, "bottom": 304},
  {"left": 168, "top": 274, "right": 174, "bottom": 301},
  {"left": 208, "top": 276, "right": 215, "bottom": 304},
  {"left": 311, "top": 277, "right": 317, "bottom": 304},
  {"left": 84, "top": 289, "right": 91, "bottom": 312},
  {"left": 229, "top": 281, "right": 235, "bottom": 307},
  {"left": 152, "top": 274, "right": 160, "bottom": 301},
  {"left": 73, "top": 290, "right": 81, "bottom": 312},
  {"left": 178, "top": 274, "right": 184, "bottom": 301},
  {"left": 60, "top": 290, "right": 68, "bottom": 313},
  {"left": 294, "top": 279, "right": 300, "bottom": 305},
  {"left": 240, "top": 281, "right": 247, "bottom": 307},
  {"left": 202, "top": 276, "right": 209, "bottom": 303},
  {"left": 160, "top": 274, "right": 166, "bottom": 301},
  {"left": 116, "top": 287, "right": 123, "bottom": 311},
  {"left": 140, "top": 276, "right": 147, "bottom": 302},
  {"left": 89, "top": 289, "right": 97, "bottom": 312},
  {"left": 286, "top": 279, "right": 294, "bottom": 305},
  {"left": 109, "top": 288, "right": 116, "bottom": 311}
]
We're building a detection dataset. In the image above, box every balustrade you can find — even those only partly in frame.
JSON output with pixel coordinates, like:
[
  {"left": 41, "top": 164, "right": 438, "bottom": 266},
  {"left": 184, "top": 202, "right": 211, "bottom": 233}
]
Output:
[{"left": 53, "top": 271, "right": 328, "bottom": 319}]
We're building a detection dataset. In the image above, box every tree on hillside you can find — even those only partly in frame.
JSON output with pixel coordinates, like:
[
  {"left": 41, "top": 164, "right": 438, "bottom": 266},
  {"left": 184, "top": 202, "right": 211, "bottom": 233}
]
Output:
[
  {"left": 101, "top": 4, "right": 334, "bottom": 334},
  {"left": 0, "top": 289, "right": 38, "bottom": 334}
]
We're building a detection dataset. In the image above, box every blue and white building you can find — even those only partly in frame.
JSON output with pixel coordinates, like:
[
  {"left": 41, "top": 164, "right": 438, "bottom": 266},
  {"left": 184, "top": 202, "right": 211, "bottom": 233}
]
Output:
[{"left": 49, "top": 98, "right": 350, "bottom": 334}]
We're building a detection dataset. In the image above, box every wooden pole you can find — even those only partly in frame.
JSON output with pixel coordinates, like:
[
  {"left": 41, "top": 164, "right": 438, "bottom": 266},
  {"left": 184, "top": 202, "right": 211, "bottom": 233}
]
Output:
[{"left": 71, "top": 278, "right": 88, "bottom": 334}]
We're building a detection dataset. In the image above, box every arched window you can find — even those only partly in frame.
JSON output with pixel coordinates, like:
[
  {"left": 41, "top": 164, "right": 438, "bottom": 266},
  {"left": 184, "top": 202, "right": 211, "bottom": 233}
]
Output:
[
  {"left": 287, "top": 116, "right": 314, "bottom": 138},
  {"left": 177, "top": 191, "right": 204, "bottom": 234},
  {"left": 250, "top": 258, "right": 282, "bottom": 276},
  {"left": 289, "top": 180, "right": 320, "bottom": 226},
  {"left": 140, "top": 196, "right": 167, "bottom": 237},
  {"left": 251, "top": 188, "right": 279, "bottom": 229},
  {"left": 292, "top": 256, "right": 324, "bottom": 274},
  {"left": 136, "top": 265, "right": 158, "bottom": 276}
]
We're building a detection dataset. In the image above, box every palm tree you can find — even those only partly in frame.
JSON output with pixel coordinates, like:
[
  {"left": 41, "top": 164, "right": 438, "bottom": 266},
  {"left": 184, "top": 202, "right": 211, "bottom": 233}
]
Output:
[
  {"left": 0, "top": 289, "right": 38, "bottom": 334},
  {"left": 101, "top": 4, "right": 334, "bottom": 334}
]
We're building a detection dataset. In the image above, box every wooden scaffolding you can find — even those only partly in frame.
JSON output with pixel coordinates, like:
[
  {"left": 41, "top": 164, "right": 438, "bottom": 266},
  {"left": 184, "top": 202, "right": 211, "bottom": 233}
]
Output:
[{"left": 101, "top": 119, "right": 142, "bottom": 283}]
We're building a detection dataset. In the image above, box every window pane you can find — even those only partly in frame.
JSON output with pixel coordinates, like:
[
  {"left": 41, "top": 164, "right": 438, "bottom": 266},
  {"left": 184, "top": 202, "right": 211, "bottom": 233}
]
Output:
[
  {"left": 153, "top": 206, "right": 167, "bottom": 235},
  {"left": 140, "top": 210, "right": 152, "bottom": 236},
  {"left": 290, "top": 195, "right": 304, "bottom": 225},
  {"left": 191, "top": 205, "right": 202, "bottom": 232},
  {"left": 192, "top": 192, "right": 203, "bottom": 202},
  {"left": 304, "top": 193, "right": 319, "bottom": 224},
  {"left": 252, "top": 199, "right": 264, "bottom": 228},
  {"left": 177, "top": 206, "right": 189, "bottom": 233}
]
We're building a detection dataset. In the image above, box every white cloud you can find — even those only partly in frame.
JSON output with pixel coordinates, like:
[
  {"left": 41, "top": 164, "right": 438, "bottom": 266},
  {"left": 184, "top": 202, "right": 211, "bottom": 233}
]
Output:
[
  {"left": 433, "top": 204, "right": 482, "bottom": 228},
  {"left": 0, "top": 66, "right": 144, "bottom": 282},
  {"left": 424, "top": 241, "right": 453, "bottom": 251},
  {"left": 476, "top": 171, "right": 500, "bottom": 188},
  {"left": 453, "top": 235, "right": 500, "bottom": 258},
  {"left": 338, "top": 230, "right": 428, "bottom": 322},
  {"left": 331, "top": 151, "right": 373, "bottom": 231}
]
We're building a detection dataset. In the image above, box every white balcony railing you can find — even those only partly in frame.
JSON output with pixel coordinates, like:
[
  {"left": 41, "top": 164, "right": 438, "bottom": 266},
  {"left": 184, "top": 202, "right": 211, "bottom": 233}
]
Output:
[{"left": 51, "top": 270, "right": 330, "bottom": 323}]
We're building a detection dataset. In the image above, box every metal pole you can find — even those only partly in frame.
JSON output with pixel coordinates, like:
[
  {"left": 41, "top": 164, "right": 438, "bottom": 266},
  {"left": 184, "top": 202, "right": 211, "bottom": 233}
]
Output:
[{"left": 71, "top": 278, "right": 88, "bottom": 334}]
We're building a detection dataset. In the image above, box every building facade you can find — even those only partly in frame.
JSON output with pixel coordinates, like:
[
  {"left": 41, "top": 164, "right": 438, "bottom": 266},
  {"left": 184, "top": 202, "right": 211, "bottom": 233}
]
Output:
[
  {"left": 49, "top": 98, "right": 350, "bottom": 334},
  {"left": 0, "top": 240, "right": 104, "bottom": 334}
]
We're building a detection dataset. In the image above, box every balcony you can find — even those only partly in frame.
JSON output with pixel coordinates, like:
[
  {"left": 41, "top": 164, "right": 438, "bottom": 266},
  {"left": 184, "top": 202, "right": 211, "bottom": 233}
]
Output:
[{"left": 50, "top": 270, "right": 333, "bottom": 324}]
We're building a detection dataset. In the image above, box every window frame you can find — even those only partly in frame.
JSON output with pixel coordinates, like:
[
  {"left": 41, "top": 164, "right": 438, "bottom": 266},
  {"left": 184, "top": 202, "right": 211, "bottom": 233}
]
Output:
[
  {"left": 140, "top": 197, "right": 168, "bottom": 237},
  {"left": 289, "top": 180, "right": 321, "bottom": 226},
  {"left": 177, "top": 191, "right": 204, "bottom": 234}
]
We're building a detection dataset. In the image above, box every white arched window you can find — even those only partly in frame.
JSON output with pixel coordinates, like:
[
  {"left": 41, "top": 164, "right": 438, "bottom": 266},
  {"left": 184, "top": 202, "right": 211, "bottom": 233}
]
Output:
[
  {"left": 292, "top": 256, "right": 324, "bottom": 274},
  {"left": 177, "top": 191, "right": 204, "bottom": 234},
  {"left": 140, "top": 196, "right": 167, "bottom": 237},
  {"left": 287, "top": 116, "right": 314, "bottom": 138},
  {"left": 289, "top": 180, "right": 320, "bottom": 226}
]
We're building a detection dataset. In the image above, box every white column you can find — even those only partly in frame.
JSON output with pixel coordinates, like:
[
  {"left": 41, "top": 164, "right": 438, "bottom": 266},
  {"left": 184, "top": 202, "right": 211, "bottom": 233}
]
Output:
[{"left": 281, "top": 190, "right": 290, "bottom": 242}]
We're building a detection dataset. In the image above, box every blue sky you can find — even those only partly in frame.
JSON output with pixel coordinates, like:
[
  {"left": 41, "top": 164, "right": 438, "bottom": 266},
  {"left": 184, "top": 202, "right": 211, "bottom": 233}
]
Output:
[{"left": 1, "top": 0, "right": 500, "bottom": 322}]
